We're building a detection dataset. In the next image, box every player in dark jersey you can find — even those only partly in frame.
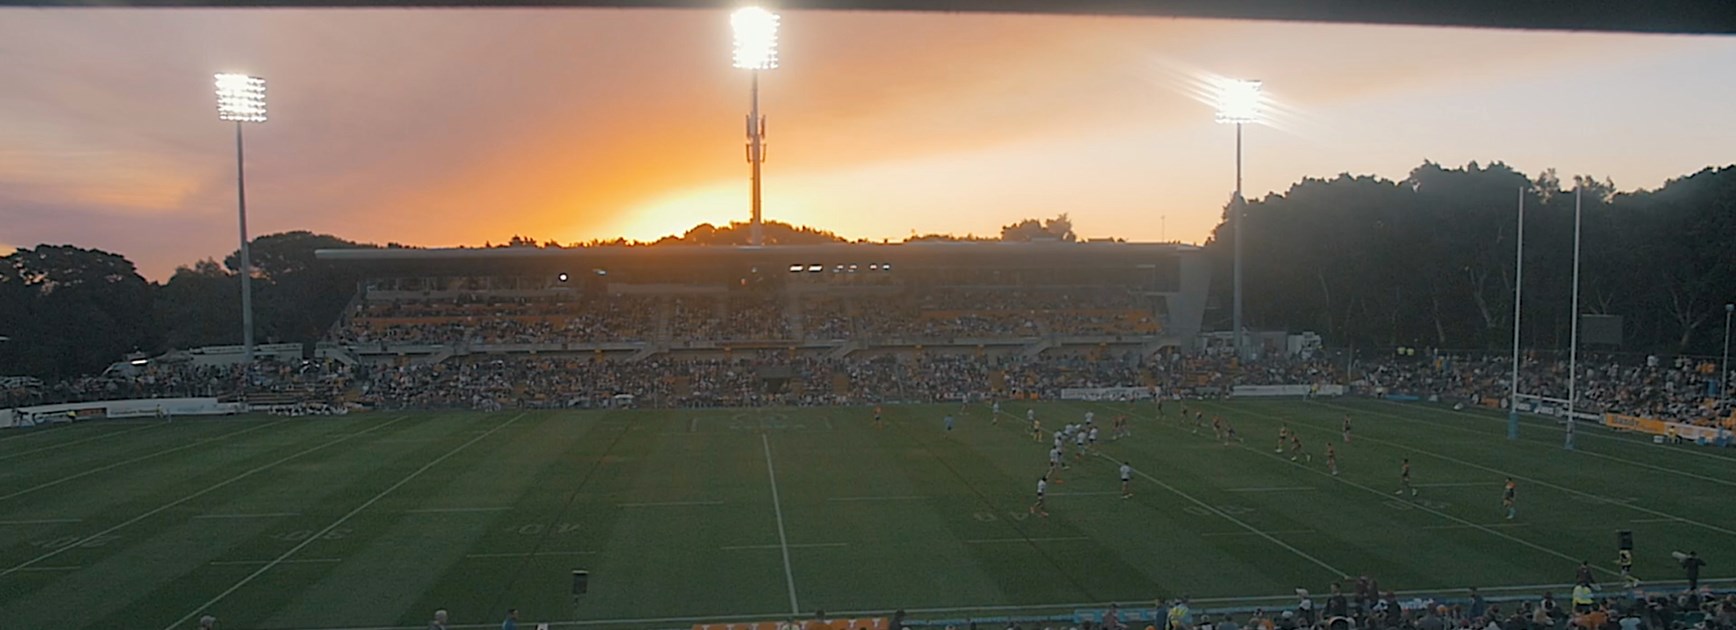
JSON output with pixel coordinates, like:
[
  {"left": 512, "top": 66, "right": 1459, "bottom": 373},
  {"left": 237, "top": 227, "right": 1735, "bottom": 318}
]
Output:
[
  {"left": 1397, "top": 458, "right": 1415, "bottom": 496},
  {"left": 1502, "top": 477, "right": 1517, "bottom": 520}
]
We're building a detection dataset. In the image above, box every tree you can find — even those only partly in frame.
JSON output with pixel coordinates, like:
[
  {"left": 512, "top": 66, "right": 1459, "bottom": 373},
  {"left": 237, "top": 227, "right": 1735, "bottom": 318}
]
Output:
[
  {"left": 0, "top": 245, "right": 156, "bottom": 378},
  {"left": 1000, "top": 213, "right": 1077, "bottom": 242},
  {"left": 222, "top": 231, "right": 376, "bottom": 344},
  {"left": 156, "top": 259, "right": 239, "bottom": 350}
]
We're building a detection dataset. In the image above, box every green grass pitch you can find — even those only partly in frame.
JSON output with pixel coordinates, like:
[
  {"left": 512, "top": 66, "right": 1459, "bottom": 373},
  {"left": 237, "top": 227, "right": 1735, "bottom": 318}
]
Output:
[{"left": 1, "top": 398, "right": 1731, "bottom": 629}]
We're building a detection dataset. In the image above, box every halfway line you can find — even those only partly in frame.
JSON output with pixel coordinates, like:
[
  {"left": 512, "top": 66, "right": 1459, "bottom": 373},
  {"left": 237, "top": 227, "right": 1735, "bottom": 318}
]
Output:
[{"left": 760, "top": 433, "right": 800, "bottom": 615}]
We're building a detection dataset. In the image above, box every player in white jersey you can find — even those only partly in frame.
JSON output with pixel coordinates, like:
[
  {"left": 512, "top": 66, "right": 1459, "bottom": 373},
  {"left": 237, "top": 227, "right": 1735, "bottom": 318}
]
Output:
[
  {"left": 1085, "top": 411, "right": 1095, "bottom": 426},
  {"left": 1088, "top": 426, "right": 1100, "bottom": 451},
  {"left": 1073, "top": 430, "right": 1088, "bottom": 462},
  {"left": 1119, "top": 462, "right": 1134, "bottom": 499},
  {"left": 1029, "top": 476, "right": 1050, "bottom": 517}
]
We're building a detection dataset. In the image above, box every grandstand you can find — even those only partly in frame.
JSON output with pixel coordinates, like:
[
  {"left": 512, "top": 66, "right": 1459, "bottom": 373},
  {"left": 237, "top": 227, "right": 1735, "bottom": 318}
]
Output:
[{"left": 314, "top": 241, "right": 1209, "bottom": 361}]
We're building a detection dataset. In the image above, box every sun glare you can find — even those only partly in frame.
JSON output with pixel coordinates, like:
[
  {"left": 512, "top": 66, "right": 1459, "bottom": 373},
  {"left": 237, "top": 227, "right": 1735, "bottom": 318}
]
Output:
[{"left": 590, "top": 184, "right": 744, "bottom": 243}]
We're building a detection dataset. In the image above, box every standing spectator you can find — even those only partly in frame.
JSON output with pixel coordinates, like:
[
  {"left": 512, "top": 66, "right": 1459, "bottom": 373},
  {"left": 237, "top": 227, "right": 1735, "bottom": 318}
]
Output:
[
  {"left": 502, "top": 608, "right": 519, "bottom": 630},
  {"left": 1104, "top": 603, "right": 1128, "bottom": 630},
  {"left": 1677, "top": 551, "right": 1707, "bottom": 591},
  {"left": 1470, "top": 587, "right": 1489, "bottom": 621},
  {"left": 1327, "top": 583, "right": 1349, "bottom": 618},
  {"left": 430, "top": 609, "right": 449, "bottom": 630}
]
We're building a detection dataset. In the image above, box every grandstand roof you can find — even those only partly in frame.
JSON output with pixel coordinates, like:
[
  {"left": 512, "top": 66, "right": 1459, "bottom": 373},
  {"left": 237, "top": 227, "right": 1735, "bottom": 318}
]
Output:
[
  {"left": 315, "top": 241, "right": 1199, "bottom": 274},
  {"left": 8, "top": 0, "right": 1733, "bottom": 35}
]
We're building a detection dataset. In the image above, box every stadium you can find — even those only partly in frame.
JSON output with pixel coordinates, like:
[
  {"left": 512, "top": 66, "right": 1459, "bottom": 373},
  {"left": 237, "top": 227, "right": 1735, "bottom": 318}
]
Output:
[
  {"left": 4, "top": 2, "right": 1736, "bottom": 630},
  {"left": 4, "top": 236, "right": 1733, "bottom": 629}
]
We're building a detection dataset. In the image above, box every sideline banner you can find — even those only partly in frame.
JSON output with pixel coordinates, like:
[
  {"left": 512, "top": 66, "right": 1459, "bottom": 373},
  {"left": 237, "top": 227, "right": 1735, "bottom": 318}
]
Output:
[
  {"left": 1059, "top": 386, "right": 1155, "bottom": 401},
  {"left": 2, "top": 397, "right": 242, "bottom": 429},
  {"left": 1603, "top": 413, "right": 1670, "bottom": 435},
  {"left": 1234, "top": 384, "right": 1347, "bottom": 397},
  {"left": 1603, "top": 413, "right": 1726, "bottom": 442}
]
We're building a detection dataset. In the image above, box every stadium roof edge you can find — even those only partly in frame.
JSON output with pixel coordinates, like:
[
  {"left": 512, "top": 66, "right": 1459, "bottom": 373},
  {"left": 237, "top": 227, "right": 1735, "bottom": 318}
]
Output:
[{"left": 5, "top": 0, "right": 1734, "bottom": 35}]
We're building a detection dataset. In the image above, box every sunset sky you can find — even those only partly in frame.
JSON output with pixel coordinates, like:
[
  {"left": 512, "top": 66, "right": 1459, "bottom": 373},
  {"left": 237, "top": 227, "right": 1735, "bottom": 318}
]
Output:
[{"left": 3, "top": 8, "right": 1735, "bottom": 279}]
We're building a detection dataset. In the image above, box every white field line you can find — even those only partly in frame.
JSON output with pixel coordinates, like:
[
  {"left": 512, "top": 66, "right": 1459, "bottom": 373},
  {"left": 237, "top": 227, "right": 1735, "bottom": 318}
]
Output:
[
  {"left": 1202, "top": 529, "right": 1317, "bottom": 538},
  {"left": 464, "top": 551, "right": 597, "bottom": 559},
  {"left": 0, "top": 416, "right": 408, "bottom": 579},
  {"left": 1225, "top": 487, "right": 1317, "bottom": 493},
  {"left": 402, "top": 507, "right": 511, "bottom": 514},
  {"left": 617, "top": 500, "right": 725, "bottom": 508},
  {"left": 192, "top": 512, "right": 300, "bottom": 519},
  {"left": 0, "top": 419, "right": 154, "bottom": 444},
  {"left": 1421, "top": 523, "right": 1531, "bottom": 530},
  {"left": 0, "top": 518, "right": 82, "bottom": 525},
  {"left": 1093, "top": 451, "right": 1349, "bottom": 579},
  {"left": 1321, "top": 400, "right": 1736, "bottom": 482},
  {"left": 1050, "top": 491, "right": 1124, "bottom": 496},
  {"left": 720, "top": 542, "right": 849, "bottom": 550},
  {"left": 209, "top": 558, "right": 341, "bottom": 566},
  {"left": 1186, "top": 401, "right": 1628, "bottom": 577},
  {"left": 161, "top": 412, "right": 528, "bottom": 630},
  {"left": 1413, "top": 482, "right": 1500, "bottom": 488},
  {"left": 266, "top": 578, "right": 1736, "bottom": 630},
  {"left": 0, "top": 419, "right": 293, "bottom": 503},
  {"left": 1294, "top": 402, "right": 1736, "bottom": 538},
  {"left": 0, "top": 422, "right": 161, "bottom": 462},
  {"left": 12, "top": 565, "right": 81, "bottom": 572},
  {"left": 826, "top": 495, "right": 930, "bottom": 502},
  {"left": 760, "top": 433, "right": 800, "bottom": 616},
  {"left": 963, "top": 536, "right": 1090, "bottom": 544},
  {"left": 1630, "top": 517, "right": 1685, "bottom": 523}
]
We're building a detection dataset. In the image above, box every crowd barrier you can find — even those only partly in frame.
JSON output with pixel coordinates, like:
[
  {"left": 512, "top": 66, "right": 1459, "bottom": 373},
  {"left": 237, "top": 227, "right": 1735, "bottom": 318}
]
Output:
[
  {"left": 1604, "top": 413, "right": 1733, "bottom": 446},
  {"left": 1, "top": 397, "right": 242, "bottom": 429},
  {"left": 1060, "top": 387, "right": 1157, "bottom": 401},
  {"left": 1233, "top": 384, "right": 1347, "bottom": 397}
]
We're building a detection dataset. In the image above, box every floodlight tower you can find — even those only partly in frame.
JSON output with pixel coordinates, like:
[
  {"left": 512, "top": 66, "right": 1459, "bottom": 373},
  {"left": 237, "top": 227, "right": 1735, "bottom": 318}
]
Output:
[
  {"left": 215, "top": 74, "right": 267, "bottom": 364},
  {"left": 732, "top": 7, "right": 779, "bottom": 247},
  {"left": 1214, "top": 79, "right": 1262, "bottom": 359},
  {"left": 1723, "top": 303, "right": 1734, "bottom": 404},
  {"left": 1565, "top": 185, "right": 1583, "bottom": 450},
  {"left": 1508, "top": 187, "right": 1525, "bottom": 440}
]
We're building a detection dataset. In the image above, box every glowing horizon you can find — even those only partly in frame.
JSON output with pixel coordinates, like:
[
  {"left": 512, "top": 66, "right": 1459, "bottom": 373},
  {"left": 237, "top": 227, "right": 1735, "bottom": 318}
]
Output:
[{"left": 3, "top": 9, "right": 1735, "bottom": 278}]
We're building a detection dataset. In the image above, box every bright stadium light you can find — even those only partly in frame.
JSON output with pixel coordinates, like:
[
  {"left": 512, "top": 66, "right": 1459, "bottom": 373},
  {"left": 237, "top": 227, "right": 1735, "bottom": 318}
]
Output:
[
  {"left": 731, "top": 7, "right": 780, "bottom": 71},
  {"left": 215, "top": 74, "right": 267, "bottom": 123},
  {"left": 732, "top": 7, "right": 780, "bottom": 247},
  {"left": 214, "top": 73, "right": 268, "bottom": 364},
  {"left": 1213, "top": 79, "right": 1262, "bottom": 124},
  {"left": 1213, "top": 78, "right": 1262, "bottom": 360}
]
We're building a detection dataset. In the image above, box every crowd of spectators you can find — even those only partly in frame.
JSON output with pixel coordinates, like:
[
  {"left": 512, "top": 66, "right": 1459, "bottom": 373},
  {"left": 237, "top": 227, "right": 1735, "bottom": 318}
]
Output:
[
  {"left": 334, "top": 288, "right": 1160, "bottom": 348},
  {"left": 2, "top": 359, "right": 356, "bottom": 409},
  {"left": 1118, "top": 585, "right": 1734, "bottom": 630},
  {"left": 332, "top": 295, "right": 659, "bottom": 345},
  {"left": 10, "top": 344, "right": 1735, "bottom": 430},
  {"left": 1356, "top": 354, "right": 1733, "bottom": 428}
]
